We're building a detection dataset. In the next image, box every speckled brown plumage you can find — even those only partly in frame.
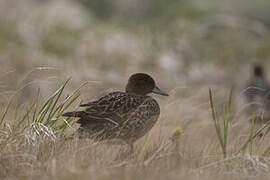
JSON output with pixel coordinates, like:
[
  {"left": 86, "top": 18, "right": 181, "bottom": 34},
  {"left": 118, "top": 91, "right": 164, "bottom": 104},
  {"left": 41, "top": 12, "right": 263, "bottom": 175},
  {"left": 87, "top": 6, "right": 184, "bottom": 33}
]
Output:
[
  {"left": 244, "top": 64, "right": 270, "bottom": 122},
  {"left": 244, "top": 64, "right": 269, "bottom": 103},
  {"left": 63, "top": 73, "right": 168, "bottom": 149}
]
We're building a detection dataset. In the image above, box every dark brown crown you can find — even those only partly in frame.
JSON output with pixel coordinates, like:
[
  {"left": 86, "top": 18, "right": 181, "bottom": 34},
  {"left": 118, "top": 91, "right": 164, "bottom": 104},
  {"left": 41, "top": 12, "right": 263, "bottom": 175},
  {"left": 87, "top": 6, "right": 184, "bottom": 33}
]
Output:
[
  {"left": 125, "top": 73, "right": 155, "bottom": 96},
  {"left": 253, "top": 64, "right": 264, "bottom": 77}
]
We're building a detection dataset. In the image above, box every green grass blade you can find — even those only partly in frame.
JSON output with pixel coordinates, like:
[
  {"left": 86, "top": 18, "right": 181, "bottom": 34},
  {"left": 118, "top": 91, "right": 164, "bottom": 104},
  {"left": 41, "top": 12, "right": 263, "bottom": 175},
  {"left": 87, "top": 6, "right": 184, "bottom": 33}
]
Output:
[
  {"left": 53, "top": 82, "right": 88, "bottom": 129},
  {"left": 45, "top": 79, "right": 70, "bottom": 126},
  {"left": 51, "top": 92, "right": 81, "bottom": 128},
  {"left": 0, "top": 96, "right": 13, "bottom": 126},
  {"left": 209, "top": 88, "right": 225, "bottom": 157},
  {"left": 32, "top": 88, "right": 40, "bottom": 123},
  {"left": 47, "top": 81, "right": 87, "bottom": 128},
  {"left": 36, "top": 98, "right": 54, "bottom": 123},
  {"left": 36, "top": 80, "right": 70, "bottom": 125},
  {"left": 238, "top": 112, "right": 255, "bottom": 155},
  {"left": 249, "top": 113, "right": 255, "bottom": 155},
  {"left": 14, "top": 102, "right": 36, "bottom": 132},
  {"left": 222, "top": 87, "right": 233, "bottom": 158},
  {"left": 13, "top": 90, "right": 42, "bottom": 132},
  {"left": 236, "top": 111, "right": 270, "bottom": 155},
  {"left": 58, "top": 117, "right": 74, "bottom": 130},
  {"left": 37, "top": 97, "right": 54, "bottom": 120}
]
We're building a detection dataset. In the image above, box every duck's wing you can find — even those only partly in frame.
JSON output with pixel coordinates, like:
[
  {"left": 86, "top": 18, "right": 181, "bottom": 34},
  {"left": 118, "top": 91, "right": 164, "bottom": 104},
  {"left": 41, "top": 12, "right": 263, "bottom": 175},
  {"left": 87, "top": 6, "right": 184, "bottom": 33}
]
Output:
[
  {"left": 244, "top": 77, "right": 269, "bottom": 103},
  {"left": 63, "top": 92, "right": 146, "bottom": 126}
]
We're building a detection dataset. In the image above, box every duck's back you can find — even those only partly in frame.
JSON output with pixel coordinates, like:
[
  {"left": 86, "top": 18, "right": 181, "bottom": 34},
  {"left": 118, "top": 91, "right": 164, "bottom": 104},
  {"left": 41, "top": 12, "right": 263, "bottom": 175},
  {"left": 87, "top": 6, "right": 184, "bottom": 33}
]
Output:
[
  {"left": 76, "top": 91, "right": 160, "bottom": 142},
  {"left": 244, "top": 77, "right": 270, "bottom": 122},
  {"left": 244, "top": 77, "right": 268, "bottom": 104}
]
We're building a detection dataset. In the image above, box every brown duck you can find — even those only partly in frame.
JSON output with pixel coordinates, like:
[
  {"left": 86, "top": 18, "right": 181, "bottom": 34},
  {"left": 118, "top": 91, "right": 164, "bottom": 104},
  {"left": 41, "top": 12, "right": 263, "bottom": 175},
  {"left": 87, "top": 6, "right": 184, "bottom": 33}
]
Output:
[
  {"left": 244, "top": 63, "right": 270, "bottom": 122},
  {"left": 63, "top": 73, "right": 168, "bottom": 150}
]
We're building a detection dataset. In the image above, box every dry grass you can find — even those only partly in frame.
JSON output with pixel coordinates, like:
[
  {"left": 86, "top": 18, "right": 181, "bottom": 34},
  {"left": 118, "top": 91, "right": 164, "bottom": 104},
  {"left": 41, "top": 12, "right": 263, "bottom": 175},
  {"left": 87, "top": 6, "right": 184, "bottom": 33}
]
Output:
[
  {"left": 1, "top": 0, "right": 270, "bottom": 179},
  {"left": 1, "top": 74, "right": 270, "bottom": 180}
]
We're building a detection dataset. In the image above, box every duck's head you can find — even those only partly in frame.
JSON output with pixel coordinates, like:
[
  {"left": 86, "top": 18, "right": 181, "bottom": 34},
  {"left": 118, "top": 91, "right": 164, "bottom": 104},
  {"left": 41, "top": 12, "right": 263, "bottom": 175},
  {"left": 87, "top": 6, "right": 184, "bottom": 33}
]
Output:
[
  {"left": 253, "top": 63, "right": 264, "bottom": 77},
  {"left": 125, "top": 73, "right": 169, "bottom": 96}
]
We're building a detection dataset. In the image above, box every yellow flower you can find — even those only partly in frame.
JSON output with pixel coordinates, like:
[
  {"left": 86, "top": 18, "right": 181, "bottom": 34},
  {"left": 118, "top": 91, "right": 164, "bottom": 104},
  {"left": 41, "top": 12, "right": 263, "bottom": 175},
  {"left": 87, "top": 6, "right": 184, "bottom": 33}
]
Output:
[
  {"left": 171, "top": 126, "right": 184, "bottom": 141},
  {"left": 174, "top": 126, "right": 184, "bottom": 136}
]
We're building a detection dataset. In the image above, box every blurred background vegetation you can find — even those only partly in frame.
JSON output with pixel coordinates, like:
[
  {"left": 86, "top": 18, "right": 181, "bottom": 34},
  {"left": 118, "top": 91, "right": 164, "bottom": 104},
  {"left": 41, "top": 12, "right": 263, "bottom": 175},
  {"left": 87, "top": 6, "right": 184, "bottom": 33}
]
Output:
[{"left": 0, "top": 0, "right": 270, "bottom": 103}]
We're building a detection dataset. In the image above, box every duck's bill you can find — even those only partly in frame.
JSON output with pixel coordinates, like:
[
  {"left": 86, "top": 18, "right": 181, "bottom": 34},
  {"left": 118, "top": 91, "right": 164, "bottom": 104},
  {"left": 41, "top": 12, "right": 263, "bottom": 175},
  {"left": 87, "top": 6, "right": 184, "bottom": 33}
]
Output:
[{"left": 152, "top": 86, "right": 169, "bottom": 96}]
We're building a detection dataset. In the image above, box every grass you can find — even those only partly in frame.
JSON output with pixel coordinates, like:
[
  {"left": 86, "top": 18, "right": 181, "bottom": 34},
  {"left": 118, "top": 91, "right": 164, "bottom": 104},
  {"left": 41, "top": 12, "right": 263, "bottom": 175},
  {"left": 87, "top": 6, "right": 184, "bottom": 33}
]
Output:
[
  {"left": 209, "top": 88, "right": 270, "bottom": 157},
  {"left": 0, "top": 79, "right": 82, "bottom": 142},
  {"left": 209, "top": 88, "right": 232, "bottom": 158},
  {"left": 0, "top": 77, "right": 270, "bottom": 179}
]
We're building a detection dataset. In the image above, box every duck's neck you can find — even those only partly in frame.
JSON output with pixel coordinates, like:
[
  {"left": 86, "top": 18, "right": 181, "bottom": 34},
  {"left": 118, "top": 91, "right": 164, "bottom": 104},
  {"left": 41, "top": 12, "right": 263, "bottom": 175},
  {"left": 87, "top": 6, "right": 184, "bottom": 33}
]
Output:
[
  {"left": 126, "top": 91, "right": 147, "bottom": 97},
  {"left": 254, "top": 76, "right": 265, "bottom": 86}
]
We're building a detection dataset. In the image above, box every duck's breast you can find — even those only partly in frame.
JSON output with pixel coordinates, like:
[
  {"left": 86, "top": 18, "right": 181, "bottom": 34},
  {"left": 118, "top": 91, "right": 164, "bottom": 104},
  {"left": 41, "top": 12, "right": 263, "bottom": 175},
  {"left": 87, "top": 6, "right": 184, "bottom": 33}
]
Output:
[{"left": 120, "top": 96, "right": 160, "bottom": 141}]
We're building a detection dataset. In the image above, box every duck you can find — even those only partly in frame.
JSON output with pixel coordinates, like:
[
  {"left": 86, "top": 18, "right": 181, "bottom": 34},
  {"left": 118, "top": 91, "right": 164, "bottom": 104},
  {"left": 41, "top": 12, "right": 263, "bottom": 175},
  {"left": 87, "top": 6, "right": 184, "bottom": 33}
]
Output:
[
  {"left": 244, "top": 63, "right": 270, "bottom": 122},
  {"left": 63, "top": 73, "right": 168, "bottom": 150}
]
